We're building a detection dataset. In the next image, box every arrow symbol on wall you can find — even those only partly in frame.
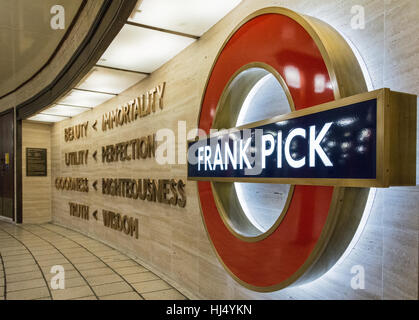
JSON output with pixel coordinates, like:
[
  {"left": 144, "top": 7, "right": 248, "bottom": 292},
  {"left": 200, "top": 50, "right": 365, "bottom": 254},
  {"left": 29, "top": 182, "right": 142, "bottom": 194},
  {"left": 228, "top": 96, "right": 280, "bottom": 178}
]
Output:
[
  {"left": 92, "top": 120, "right": 98, "bottom": 131},
  {"left": 93, "top": 210, "right": 98, "bottom": 220},
  {"left": 93, "top": 180, "right": 98, "bottom": 191},
  {"left": 93, "top": 150, "right": 97, "bottom": 161}
]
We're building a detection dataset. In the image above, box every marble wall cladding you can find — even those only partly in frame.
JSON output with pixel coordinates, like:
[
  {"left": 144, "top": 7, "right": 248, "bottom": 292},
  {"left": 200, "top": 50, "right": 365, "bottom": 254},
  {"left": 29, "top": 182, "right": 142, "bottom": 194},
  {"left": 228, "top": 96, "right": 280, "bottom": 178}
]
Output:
[
  {"left": 46, "top": 0, "right": 418, "bottom": 299},
  {"left": 22, "top": 121, "right": 52, "bottom": 224}
]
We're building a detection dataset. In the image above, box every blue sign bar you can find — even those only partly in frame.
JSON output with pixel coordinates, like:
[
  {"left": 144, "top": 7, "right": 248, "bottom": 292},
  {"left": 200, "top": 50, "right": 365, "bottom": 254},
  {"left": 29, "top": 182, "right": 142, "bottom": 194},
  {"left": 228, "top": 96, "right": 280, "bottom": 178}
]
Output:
[{"left": 188, "top": 99, "right": 377, "bottom": 181}]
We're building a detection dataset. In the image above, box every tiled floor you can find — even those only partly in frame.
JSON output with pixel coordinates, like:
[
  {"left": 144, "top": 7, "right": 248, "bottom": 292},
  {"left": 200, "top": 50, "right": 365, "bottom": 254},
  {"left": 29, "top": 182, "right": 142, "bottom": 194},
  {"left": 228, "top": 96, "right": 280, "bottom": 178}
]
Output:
[{"left": 0, "top": 222, "right": 187, "bottom": 300}]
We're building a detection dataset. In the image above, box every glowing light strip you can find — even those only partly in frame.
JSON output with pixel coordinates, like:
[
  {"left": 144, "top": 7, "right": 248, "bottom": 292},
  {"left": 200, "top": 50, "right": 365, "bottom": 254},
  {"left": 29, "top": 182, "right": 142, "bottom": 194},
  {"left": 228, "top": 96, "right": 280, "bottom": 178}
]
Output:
[
  {"left": 326, "top": 32, "right": 376, "bottom": 267},
  {"left": 235, "top": 74, "right": 273, "bottom": 234},
  {"left": 300, "top": 30, "right": 376, "bottom": 287},
  {"left": 236, "top": 74, "right": 271, "bottom": 127},
  {"left": 234, "top": 183, "right": 266, "bottom": 233},
  {"left": 341, "top": 33, "right": 374, "bottom": 92}
]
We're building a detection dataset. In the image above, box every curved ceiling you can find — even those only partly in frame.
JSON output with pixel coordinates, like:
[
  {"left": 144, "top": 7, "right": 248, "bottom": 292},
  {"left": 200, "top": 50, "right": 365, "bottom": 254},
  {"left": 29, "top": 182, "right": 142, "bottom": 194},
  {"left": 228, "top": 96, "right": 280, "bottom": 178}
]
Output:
[
  {"left": 0, "top": 0, "right": 84, "bottom": 98},
  {"left": 28, "top": 0, "right": 242, "bottom": 123}
]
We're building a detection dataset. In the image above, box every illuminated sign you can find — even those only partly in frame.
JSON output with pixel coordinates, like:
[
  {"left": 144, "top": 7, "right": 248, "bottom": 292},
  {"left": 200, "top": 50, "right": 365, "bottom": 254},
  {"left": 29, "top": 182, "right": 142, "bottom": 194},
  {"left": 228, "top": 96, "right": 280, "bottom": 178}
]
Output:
[
  {"left": 188, "top": 89, "right": 416, "bottom": 187},
  {"left": 190, "top": 7, "right": 417, "bottom": 292}
]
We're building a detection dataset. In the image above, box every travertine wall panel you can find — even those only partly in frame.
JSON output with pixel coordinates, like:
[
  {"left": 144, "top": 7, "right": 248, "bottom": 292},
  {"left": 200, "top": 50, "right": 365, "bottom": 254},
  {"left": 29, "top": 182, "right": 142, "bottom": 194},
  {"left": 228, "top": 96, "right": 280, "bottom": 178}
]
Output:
[{"left": 22, "top": 121, "right": 52, "bottom": 224}]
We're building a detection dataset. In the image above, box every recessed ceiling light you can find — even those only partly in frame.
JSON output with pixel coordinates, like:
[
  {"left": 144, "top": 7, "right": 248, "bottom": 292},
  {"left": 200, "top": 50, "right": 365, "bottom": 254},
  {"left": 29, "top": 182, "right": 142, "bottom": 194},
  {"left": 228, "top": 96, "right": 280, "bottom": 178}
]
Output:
[
  {"left": 99, "top": 24, "right": 195, "bottom": 73},
  {"left": 58, "top": 89, "right": 115, "bottom": 108},
  {"left": 41, "top": 105, "right": 89, "bottom": 117},
  {"left": 27, "top": 114, "right": 68, "bottom": 123},
  {"left": 75, "top": 66, "right": 147, "bottom": 95}
]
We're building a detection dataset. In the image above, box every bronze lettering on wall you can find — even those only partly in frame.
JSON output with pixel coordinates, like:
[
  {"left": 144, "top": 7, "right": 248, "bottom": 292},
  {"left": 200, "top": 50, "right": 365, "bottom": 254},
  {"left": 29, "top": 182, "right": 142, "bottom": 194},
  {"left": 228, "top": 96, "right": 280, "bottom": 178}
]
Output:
[
  {"left": 102, "top": 178, "right": 187, "bottom": 208},
  {"left": 102, "top": 83, "right": 166, "bottom": 131},
  {"left": 69, "top": 202, "right": 89, "bottom": 220},
  {"left": 64, "top": 122, "right": 89, "bottom": 142},
  {"left": 101, "top": 134, "right": 156, "bottom": 163},
  {"left": 55, "top": 177, "right": 89, "bottom": 193},
  {"left": 102, "top": 210, "right": 139, "bottom": 239},
  {"left": 65, "top": 150, "right": 89, "bottom": 166}
]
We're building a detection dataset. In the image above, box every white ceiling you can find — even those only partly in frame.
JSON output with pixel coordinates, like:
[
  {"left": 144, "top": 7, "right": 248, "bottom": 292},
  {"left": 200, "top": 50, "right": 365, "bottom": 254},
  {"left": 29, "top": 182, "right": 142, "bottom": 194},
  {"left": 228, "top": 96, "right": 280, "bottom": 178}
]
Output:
[
  {"left": 29, "top": 0, "right": 242, "bottom": 123},
  {"left": 129, "top": 0, "right": 242, "bottom": 37}
]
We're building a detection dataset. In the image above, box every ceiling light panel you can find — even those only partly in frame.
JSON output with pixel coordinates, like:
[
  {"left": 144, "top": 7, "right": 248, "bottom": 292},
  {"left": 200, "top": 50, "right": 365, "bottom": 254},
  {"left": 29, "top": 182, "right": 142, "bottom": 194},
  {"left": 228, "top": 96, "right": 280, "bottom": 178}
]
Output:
[
  {"left": 129, "top": 0, "right": 242, "bottom": 36},
  {"left": 98, "top": 24, "right": 195, "bottom": 73},
  {"left": 41, "top": 105, "right": 89, "bottom": 117},
  {"left": 76, "top": 66, "right": 147, "bottom": 94},
  {"left": 27, "top": 114, "right": 68, "bottom": 123},
  {"left": 58, "top": 89, "right": 115, "bottom": 108}
]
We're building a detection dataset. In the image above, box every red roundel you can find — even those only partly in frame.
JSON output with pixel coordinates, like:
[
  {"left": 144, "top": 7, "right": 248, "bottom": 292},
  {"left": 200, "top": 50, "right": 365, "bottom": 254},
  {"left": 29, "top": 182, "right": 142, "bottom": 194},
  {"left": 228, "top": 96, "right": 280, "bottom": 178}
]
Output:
[{"left": 198, "top": 12, "right": 337, "bottom": 290}]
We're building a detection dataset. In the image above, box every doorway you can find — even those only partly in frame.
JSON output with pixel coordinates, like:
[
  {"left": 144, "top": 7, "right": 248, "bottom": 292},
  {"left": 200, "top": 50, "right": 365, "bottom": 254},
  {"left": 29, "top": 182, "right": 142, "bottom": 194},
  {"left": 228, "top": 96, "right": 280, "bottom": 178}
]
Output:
[{"left": 0, "top": 110, "right": 14, "bottom": 221}]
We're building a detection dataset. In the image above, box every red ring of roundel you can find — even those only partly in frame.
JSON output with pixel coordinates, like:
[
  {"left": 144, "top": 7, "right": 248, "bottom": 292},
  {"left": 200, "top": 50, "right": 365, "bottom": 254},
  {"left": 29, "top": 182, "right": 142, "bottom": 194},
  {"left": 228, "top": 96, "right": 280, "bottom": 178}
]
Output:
[{"left": 198, "top": 13, "right": 336, "bottom": 288}]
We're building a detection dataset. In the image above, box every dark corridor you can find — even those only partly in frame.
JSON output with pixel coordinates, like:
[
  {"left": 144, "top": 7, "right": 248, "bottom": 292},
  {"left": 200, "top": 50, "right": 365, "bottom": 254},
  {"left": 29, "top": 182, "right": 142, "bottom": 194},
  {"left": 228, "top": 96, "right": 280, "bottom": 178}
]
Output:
[{"left": 0, "top": 110, "right": 14, "bottom": 220}]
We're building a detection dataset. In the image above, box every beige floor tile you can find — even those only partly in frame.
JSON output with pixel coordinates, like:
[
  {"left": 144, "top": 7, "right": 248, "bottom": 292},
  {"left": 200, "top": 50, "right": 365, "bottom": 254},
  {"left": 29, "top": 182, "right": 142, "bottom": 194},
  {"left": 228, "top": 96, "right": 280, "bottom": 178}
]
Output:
[
  {"left": 123, "top": 272, "right": 159, "bottom": 284},
  {"left": 70, "top": 256, "right": 99, "bottom": 264},
  {"left": 93, "top": 250, "right": 120, "bottom": 258},
  {"left": 104, "top": 260, "right": 137, "bottom": 269},
  {"left": 52, "top": 286, "right": 94, "bottom": 300},
  {"left": 54, "top": 244, "right": 80, "bottom": 250},
  {"left": 132, "top": 280, "right": 172, "bottom": 294},
  {"left": 0, "top": 223, "right": 188, "bottom": 301},
  {"left": 100, "top": 291, "right": 143, "bottom": 300},
  {"left": 7, "top": 271, "right": 43, "bottom": 283},
  {"left": 61, "top": 269, "right": 82, "bottom": 280},
  {"left": 81, "top": 267, "right": 114, "bottom": 278},
  {"left": 58, "top": 248, "right": 87, "bottom": 255},
  {"left": 26, "top": 245, "right": 52, "bottom": 251},
  {"left": 29, "top": 249, "right": 58, "bottom": 256},
  {"left": 142, "top": 289, "right": 186, "bottom": 300},
  {"left": 38, "top": 259, "right": 69, "bottom": 267},
  {"left": 115, "top": 265, "right": 148, "bottom": 276},
  {"left": 7, "top": 278, "right": 46, "bottom": 292},
  {"left": 101, "top": 255, "right": 131, "bottom": 263},
  {"left": 1, "top": 250, "right": 28, "bottom": 257},
  {"left": 6, "top": 286, "right": 50, "bottom": 300},
  {"left": 2, "top": 254, "right": 32, "bottom": 262},
  {"left": 72, "top": 295, "right": 97, "bottom": 300},
  {"left": 75, "top": 261, "right": 106, "bottom": 271},
  {"left": 5, "top": 265, "right": 40, "bottom": 275},
  {"left": 92, "top": 282, "right": 132, "bottom": 297},
  {"left": 87, "top": 274, "right": 123, "bottom": 286},
  {"left": 41, "top": 263, "right": 74, "bottom": 274},
  {"left": 0, "top": 245, "right": 24, "bottom": 250},
  {"left": 4, "top": 259, "right": 36, "bottom": 268},
  {"left": 86, "top": 244, "right": 112, "bottom": 250},
  {"left": 49, "top": 276, "right": 87, "bottom": 290},
  {"left": 35, "top": 253, "right": 65, "bottom": 262}
]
